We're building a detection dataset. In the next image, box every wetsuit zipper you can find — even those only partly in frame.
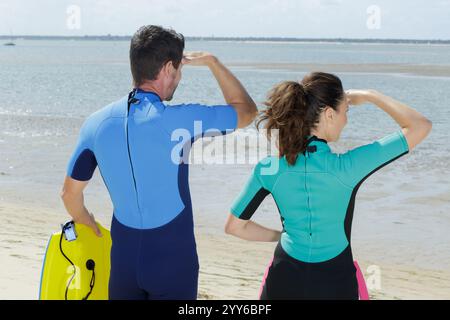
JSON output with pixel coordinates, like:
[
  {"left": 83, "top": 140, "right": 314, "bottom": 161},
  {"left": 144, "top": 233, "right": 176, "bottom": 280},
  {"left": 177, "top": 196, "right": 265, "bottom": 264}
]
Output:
[
  {"left": 126, "top": 93, "right": 142, "bottom": 226},
  {"left": 304, "top": 151, "right": 313, "bottom": 260},
  {"left": 126, "top": 124, "right": 140, "bottom": 210}
]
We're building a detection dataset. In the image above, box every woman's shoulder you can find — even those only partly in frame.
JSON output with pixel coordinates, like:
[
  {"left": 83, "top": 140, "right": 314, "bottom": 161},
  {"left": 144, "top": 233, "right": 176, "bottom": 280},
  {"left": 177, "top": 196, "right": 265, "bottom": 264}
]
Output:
[{"left": 253, "top": 156, "right": 287, "bottom": 178}]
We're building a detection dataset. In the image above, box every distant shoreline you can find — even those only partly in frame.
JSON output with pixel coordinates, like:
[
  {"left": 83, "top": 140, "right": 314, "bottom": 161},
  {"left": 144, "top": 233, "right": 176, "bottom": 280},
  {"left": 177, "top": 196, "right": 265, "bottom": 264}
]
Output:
[
  {"left": 1, "top": 35, "right": 450, "bottom": 45},
  {"left": 229, "top": 63, "right": 450, "bottom": 77}
]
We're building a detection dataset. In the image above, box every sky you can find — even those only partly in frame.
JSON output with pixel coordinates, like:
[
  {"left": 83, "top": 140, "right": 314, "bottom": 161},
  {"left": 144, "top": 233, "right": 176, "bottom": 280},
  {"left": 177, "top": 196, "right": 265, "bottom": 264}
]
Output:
[{"left": 0, "top": 0, "right": 450, "bottom": 39}]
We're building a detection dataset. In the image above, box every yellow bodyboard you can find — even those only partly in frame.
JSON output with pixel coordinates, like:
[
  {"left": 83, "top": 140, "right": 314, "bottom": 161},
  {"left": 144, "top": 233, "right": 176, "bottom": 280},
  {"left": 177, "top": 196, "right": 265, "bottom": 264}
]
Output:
[{"left": 39, "top": 222, "right": 111, "bottom": 300}]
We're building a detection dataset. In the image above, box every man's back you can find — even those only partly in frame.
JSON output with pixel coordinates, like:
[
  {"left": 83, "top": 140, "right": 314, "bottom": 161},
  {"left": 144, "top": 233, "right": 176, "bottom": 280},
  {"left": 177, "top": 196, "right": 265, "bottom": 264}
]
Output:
[
  {"left": 67, "top": 89, "right": 237, "bottom": 230},
  {"left": 61, "top": 25, "right": 257, "bottom": 300}
]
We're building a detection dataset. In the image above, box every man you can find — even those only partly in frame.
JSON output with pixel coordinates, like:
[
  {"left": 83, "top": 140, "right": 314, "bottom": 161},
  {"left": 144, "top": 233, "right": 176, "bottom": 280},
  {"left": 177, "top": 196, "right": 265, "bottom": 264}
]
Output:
[{"left": 60, "top": 25, "right": 257, "bottom": 300}]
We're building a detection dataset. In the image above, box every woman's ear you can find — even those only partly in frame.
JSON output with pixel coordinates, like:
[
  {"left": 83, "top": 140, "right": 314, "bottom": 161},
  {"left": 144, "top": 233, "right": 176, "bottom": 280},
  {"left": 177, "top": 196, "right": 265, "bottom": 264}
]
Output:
[{"left": 324, "top": 106, "right": 335, "bottom": 122}]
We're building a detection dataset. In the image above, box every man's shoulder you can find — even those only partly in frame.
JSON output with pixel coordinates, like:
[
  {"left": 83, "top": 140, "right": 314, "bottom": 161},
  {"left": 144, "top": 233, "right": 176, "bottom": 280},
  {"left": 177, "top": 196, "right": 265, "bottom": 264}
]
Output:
[
  {"left": 164, "top": 102, "right": 213, "bottom": 112},
  {"left": 87, "top": 95, "right": 128, "bottom": 121},
  {"left": 161, "top": 103, "right": 216, "bottom": 127},
  {"left": 82, "top": 95, "right": 128, "bottom": 134}
]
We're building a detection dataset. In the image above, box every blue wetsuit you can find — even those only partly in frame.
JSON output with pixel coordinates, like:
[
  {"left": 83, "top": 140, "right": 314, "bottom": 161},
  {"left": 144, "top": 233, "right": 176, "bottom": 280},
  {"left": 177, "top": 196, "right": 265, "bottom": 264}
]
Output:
[{"left": 67, "top": 89, "right": 237, "bottom": 299}]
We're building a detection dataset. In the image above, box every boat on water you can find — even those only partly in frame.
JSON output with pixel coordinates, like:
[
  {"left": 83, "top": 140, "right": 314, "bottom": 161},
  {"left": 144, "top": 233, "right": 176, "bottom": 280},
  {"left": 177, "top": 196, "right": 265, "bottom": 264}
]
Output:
[{"left": 4, "top": 29, "right": 16, "bottom": 46}]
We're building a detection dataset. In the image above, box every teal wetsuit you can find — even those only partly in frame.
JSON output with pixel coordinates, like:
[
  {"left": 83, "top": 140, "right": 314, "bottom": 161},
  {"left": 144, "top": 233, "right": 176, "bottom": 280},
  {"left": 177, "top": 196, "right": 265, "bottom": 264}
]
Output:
[{"left": 231, "top": 131, "right": 409, "bottom": 299}]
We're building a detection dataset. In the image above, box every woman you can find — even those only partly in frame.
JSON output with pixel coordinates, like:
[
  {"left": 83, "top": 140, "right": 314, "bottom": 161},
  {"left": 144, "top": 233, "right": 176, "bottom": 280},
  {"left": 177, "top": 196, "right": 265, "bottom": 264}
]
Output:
[{"left": 225, "top": 72, "right": 432, "bottom": 300}]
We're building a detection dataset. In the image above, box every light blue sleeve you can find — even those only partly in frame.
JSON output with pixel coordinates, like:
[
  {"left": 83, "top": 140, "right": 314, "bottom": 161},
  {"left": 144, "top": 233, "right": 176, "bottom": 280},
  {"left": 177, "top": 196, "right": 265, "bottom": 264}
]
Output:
[
  {"left": 163, "top": 104, "right": 238, "bottom": 138},
  {"left": 337, "top": 130, "right": 409, "bottom": 187},
  {"left": 66, "top": 118, "right": 98, "bottom": 181}
]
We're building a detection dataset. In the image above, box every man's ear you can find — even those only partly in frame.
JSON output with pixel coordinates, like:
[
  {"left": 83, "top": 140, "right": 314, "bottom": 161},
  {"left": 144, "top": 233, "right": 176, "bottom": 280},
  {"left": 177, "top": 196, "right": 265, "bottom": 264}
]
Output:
[
  {"left": 165, "top": 60, "right": 175, "bottom": 75},
  {"left": 156, "top": 61, "right": 171, "bottom": 80}
]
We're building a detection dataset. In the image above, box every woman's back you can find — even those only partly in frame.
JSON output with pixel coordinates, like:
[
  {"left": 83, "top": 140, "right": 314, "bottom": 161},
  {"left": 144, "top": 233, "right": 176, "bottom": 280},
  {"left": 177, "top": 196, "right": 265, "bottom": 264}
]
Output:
[
  {"left": 231, "top": 131, "right": 409, "bottom": 263},
  {"left": 226, "top": 72, "right": 431, "bottom": 299}
]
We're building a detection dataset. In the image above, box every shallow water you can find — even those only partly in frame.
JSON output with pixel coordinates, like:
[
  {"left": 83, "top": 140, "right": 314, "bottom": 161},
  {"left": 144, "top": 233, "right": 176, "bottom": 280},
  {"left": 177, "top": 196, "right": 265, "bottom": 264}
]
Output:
[{"left": 0, "top": 39, "right": 449, "bottom": 270}]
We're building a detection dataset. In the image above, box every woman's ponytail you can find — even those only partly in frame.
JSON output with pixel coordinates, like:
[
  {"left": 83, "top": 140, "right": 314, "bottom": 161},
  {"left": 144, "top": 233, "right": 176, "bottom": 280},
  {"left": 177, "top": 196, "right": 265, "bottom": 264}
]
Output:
[{"left": 257, "top": 72, "right": 344, "bottom": 165}]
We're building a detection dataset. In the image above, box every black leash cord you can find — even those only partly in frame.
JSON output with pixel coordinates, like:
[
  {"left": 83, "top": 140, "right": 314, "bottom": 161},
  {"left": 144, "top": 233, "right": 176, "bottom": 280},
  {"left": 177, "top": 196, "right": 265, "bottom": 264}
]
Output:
[
  {"left": 59, "top": 222, "right": 96, "bottom": 300},
  {"left": 59, "top": 222, "right": 77, "bottom": 301}
]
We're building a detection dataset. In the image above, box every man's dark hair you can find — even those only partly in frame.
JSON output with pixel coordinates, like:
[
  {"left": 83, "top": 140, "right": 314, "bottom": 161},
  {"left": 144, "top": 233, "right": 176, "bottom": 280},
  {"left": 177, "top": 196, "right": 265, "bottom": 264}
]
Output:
[{"left": 130, "top": 25, "right": 185, "bottom": 86}]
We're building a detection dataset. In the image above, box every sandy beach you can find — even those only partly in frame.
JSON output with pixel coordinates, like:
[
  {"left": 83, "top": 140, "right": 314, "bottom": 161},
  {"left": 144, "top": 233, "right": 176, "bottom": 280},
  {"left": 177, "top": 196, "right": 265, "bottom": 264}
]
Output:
[{"left": 1, "top": 190, "right": 449, "bottom": 300}]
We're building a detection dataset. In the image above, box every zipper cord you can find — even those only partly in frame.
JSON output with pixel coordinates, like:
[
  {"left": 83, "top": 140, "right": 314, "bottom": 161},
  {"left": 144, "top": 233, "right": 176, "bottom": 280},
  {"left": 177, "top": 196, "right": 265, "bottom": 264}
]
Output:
[{"left": 126, "top": 89, "right": 142, "bottom": 226}]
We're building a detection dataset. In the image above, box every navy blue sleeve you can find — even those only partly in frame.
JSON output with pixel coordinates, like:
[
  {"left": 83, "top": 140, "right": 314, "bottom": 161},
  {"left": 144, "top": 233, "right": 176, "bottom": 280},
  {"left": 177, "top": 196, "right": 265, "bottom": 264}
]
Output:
[{"left": 66, "top": 119, "right": 98, "bottom": 181}]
